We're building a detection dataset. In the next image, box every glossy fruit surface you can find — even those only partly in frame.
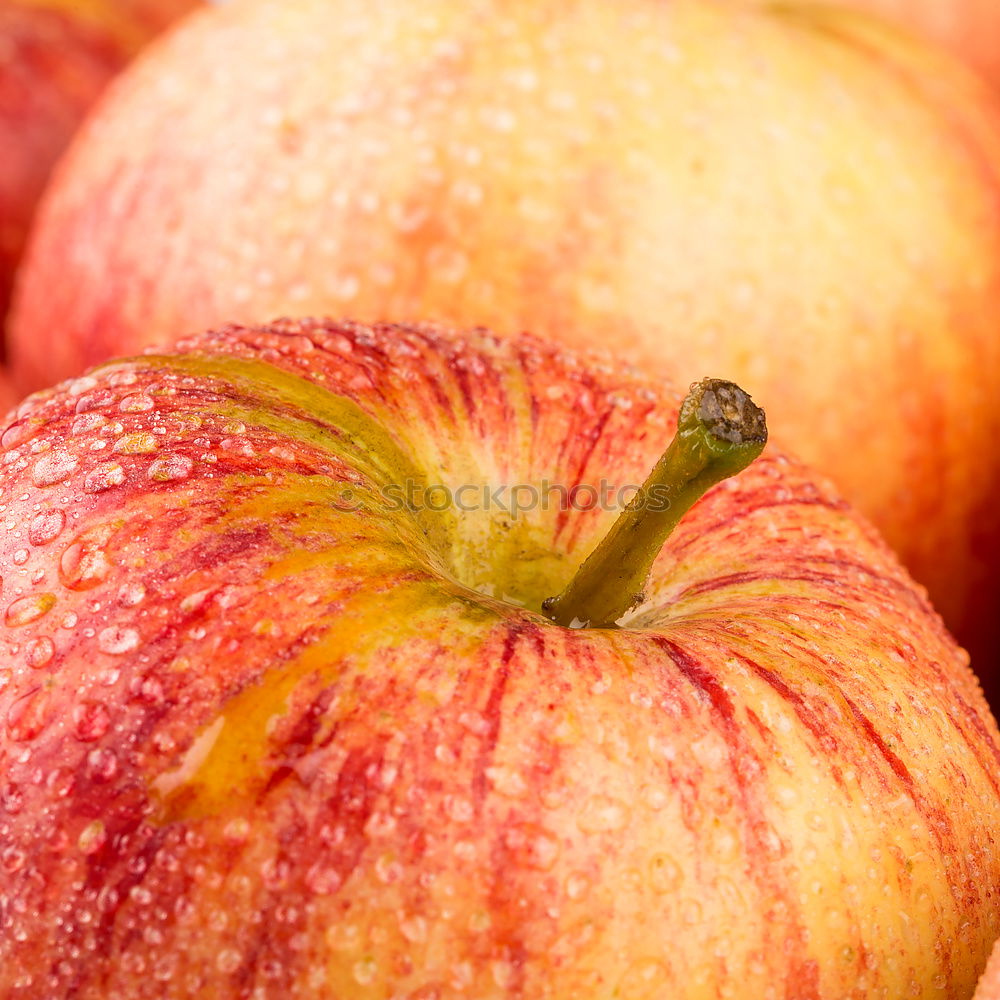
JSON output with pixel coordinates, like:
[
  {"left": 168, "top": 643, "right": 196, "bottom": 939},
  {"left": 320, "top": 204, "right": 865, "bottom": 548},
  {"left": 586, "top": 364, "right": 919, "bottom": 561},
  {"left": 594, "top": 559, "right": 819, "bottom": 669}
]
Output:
[
  {"left": 10, "top": 0, "right": 1000, "bottom": 678},
  {"left": 1, "top": 319, "right": 998, "bottom": 999}
]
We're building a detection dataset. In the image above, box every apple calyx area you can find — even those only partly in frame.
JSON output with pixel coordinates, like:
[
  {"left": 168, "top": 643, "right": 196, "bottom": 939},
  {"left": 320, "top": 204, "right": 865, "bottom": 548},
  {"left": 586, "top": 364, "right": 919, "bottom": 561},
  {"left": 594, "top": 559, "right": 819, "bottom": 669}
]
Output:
[{"left": 542, "top": 378, "right": 767, "bottom": 629}]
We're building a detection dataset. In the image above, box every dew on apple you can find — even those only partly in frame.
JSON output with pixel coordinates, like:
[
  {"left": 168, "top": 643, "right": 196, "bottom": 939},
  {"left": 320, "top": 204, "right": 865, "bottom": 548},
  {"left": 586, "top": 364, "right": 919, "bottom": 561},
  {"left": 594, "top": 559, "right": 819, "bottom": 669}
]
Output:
[
  {"left": 31, "top": 452, "right": 78, "bottom": 487},
  {"left": 74, "top": 390, "right": 115, "bottom": 414},
  {"left": 113, "top": 431, "right": 158, "bottom": 454},
  {"left": 576, "top": 793, "right": 630, "bottom": 833},
  {"left": 86, "top": 747, "right": 119, "bottom": 783},
  {"left": 118, "top": 393, "right": 155, "bottom": 413},
  {"left": 59, "top": 540, "right": 111, "bottom": 593},
  {"left": 5, "top": 592, "right": 56, "bottom": 627},
  {"left": 97, "top": 625, "right": 140, "bottom": 655},
  {"left": 28, "top": 508, "right": 65, "bottom": 546},
  {"left": 24, "top": 635, "right": 54, "bottom": 668},
  {"left": 77, "top": 820, "right": 107, "bottom": 855},
  {"left": 83, "top": 461, "right": 126, "bottom": 493},
  {"left": 72, "top": 700, "right": 111, "bottom": 742}
]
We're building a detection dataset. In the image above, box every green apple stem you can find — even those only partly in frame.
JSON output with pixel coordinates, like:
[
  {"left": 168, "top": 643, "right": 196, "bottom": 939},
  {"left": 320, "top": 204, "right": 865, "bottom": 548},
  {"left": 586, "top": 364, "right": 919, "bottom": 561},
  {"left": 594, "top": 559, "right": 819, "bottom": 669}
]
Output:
[{"left": 542, "top": 378, "right": 767, "bottom": 629}]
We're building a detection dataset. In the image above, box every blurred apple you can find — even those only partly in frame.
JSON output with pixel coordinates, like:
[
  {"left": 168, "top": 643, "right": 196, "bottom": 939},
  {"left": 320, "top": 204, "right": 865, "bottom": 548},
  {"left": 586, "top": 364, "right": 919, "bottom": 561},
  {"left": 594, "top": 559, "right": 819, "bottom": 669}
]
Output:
[
  {"left": 9, "top": 0, "right": 1000, "bottom": 683},
  {"left": 0, "top": 365, "right": 15, "bottom": 414},
  {"left": 1, "top": 317, "right": 999, "bottom": 998},
  {"left": 0, "top": 0, "right": 199, "bottom": 333},
  {"left": 977, "top": 939, "right": 1000, "bottom": 1000},
  {"left": 833, "top": 0, "right": 1000, "bottom": 88}
]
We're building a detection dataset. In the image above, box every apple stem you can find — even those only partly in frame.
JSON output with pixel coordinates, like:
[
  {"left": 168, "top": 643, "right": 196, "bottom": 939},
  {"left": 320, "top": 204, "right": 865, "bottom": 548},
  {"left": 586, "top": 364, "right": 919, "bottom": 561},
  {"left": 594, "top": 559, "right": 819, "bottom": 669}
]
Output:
[{"left": 542, "top": 378, "right": 767, "bottom": 629}]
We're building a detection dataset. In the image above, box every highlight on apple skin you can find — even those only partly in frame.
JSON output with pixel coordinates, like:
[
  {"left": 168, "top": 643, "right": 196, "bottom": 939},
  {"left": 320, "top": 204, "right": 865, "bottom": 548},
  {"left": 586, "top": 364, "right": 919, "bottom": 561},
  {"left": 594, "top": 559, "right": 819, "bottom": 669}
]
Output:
[
  {"left": 1, "top": 318, "right": 998, "bottom": 999},
  {"left": 10, "top": 0, "right": 1000, "bottom": 683}
]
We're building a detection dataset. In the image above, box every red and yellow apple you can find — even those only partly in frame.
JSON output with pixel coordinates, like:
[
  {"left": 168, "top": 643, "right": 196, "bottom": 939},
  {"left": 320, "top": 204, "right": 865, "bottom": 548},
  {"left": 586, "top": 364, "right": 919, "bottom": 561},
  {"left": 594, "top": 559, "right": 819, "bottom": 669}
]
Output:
[
  {"left": 830, "top": 0, "right": 1000, "bottom": 89},
  {"left": 0, "top": 0, "right": 198, "bottom": 332},
  {"left": 10, "top": 0, "right": 1000, "bottom": 682},
  {"left": 1, "top": 318, "right": 998, "bottom": 998}
]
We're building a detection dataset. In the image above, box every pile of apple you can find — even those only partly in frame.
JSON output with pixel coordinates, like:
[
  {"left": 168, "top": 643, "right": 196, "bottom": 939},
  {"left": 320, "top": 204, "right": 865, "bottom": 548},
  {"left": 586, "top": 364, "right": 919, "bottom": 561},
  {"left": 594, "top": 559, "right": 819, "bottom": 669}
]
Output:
[{"left": 2, "top": 1, "right": 1000, "bottom": 998}]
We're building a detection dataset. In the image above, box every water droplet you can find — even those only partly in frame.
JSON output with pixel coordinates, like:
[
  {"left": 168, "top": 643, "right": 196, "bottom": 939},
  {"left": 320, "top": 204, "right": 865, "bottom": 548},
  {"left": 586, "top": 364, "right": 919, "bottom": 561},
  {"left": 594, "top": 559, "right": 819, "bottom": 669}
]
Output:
[
  {"left": 2, "top": 419, "right": 39, "bottom": 449},
  {"left": 353, "top": 958, "right": 377, "bottom": 986},
  {"left": 504, "top": 824, "right": 560, "bottom": 871},
  {"left": 113, "top": 432, "right": 157, "bottom": 454},
  {"left": 28, "top": 509, "right": 66, "bottom": 546},
  {"left": 398, "top": 913, "right": 428, "bottom": 943},
  {"left": 6, "top": 688, "right": 51, "bottom": 741},
  {"left": 87, "top": 747, "right": 119, "bottom": 782},
  {"left": 305, "top": 863, "right": 343, "bottom": 895},
  {"left": 25, "top": 636, "right": 55, "bottom": 668},
  {"left": 73, "top": 700, "right": 111, "bottom": 741},
  {"left": 12, "top": 548, "right": 29, "bottom": 565},
  {"left": 5, "top": 593, "right": 56, "bottom": 627},
  {"left": 98, "top": 626, "right": 140, "bottom": 656},
  {"left": 119, "top": 393, "right": 155, "bottom": 413},
  {"left": 1, "top": 846, "right": 26, "bottom": 873},
  {"left": 32, "top": 452, "right": 78, "bottom": 486},
  {"left": 577, "top": 795, "right": 630, "bottom": 834},
  {"left": 219, "top": 438, "right": 255, "bottom": 457},
  {"left": 148, "top": 454, "right": 194, "bottom": 482},
  {"left": 117, "top": 582, "right": 146, "bottom": 607},
  {"left": 223, "top": 817, "right": 251, "bottom": 844},
  {"left": 71, "top": 412, "right": 108, "bottom": 435},
  {"left": 216, "top": 949, "right": 242, "bottom": 974},
  {"left": 83, "top": 461, "right": 126, "bottom": 493},
  {"left": 60, "top": 533, "right": 112, "bottom": 590},
  {"left": 2, "top": 781, "right": 24, "bottom": 813}
]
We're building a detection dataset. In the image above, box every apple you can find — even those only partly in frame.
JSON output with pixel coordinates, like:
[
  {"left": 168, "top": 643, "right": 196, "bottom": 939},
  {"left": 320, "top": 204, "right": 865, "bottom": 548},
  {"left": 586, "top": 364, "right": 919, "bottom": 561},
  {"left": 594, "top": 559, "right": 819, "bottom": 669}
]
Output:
[
  {"left": 9, "top": 0, "right": 1000, "bottom": 686},
  {"left": 1, "top": 317, "right": 998, "bottom": 998},
  {"left": 0, "top": 0, "right": 199, "bottom": 333},
  {"left": 0, "top": 367, "right": 15, "bottom": 415},
  {"left": 830, "top": 0, "right": 1000, "bottom": 89},
  {"left": 978, "top": 940, "right": 1000, "bottom": 1000}
]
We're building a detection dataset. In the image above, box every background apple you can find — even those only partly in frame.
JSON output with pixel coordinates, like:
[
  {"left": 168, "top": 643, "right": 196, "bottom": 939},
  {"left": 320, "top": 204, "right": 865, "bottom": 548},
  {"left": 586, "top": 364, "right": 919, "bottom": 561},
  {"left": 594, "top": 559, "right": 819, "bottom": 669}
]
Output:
[
  {"left": 977, "top": 940, "right": 1000, "bottom": 1000},
  {"left": 0, "top": 0, "right": 198, "bottom": 334},
  {"left": 0, "top": 366, "right": 15, "bottom": 414},
  {"left": 9, "top": 0, "right": 1000, "bottom": 687},
  {"left": 829, "top": 0, "right": 1000, "bottom": 89},
  {"left": 1, "top": 317, "right": 998, "bottom": 998}
]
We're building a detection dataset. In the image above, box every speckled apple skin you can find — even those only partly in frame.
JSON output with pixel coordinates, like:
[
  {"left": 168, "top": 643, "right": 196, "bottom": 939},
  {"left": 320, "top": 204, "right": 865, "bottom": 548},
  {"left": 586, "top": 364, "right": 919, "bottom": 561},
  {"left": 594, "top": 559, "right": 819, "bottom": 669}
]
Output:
[
  {"left": 10, "top": 0, "right": 1000, "bottom": 680},
  {"left": 0, "top": 0, "right": 198, "bottom": 332},
  {"left": 0, "top": 319, "right": 998, "bottom": 999}
]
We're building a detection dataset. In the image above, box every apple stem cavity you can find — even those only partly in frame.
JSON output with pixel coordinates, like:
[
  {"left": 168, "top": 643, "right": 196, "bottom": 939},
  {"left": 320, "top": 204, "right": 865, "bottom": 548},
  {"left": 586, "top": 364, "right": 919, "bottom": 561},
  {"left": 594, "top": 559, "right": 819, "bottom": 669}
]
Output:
[{"left": 542, "top": 378, "right": 767, "bottom": 629}]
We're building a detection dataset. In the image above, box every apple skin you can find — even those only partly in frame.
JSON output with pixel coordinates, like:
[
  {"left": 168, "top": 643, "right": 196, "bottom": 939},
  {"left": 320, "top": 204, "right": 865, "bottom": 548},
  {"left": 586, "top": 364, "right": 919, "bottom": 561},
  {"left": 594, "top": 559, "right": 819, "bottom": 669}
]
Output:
[
  {"left": 9, "top": 0, "right": 1000, "bottom": 686},
  {"left": 833, "top": 0, "right": 1000, "bottom": 89},
  {"left": 0, "top": 0, "right": 199, "bottom": 333},
  {"left": 1, "top": 318, "right": 999, "bottom": 999},
  {"left": 977, "top": 940, "right": 1000, "bottom": 1000}
]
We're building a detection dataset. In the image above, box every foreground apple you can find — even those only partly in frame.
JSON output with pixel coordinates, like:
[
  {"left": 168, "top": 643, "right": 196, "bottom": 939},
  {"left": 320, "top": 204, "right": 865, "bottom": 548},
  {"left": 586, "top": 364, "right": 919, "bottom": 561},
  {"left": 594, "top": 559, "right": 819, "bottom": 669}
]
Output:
[
  {"left": 11, "top": 0, "right": 1000, "bottom": 681},
  {"left": 1, "top": 318, "right": 998, "bottom": 998},
  {"left": 834, "top": 0, "right": 1000, "bottom": 88},
  {"left": 0, "top": 0, "right": 198, "bottom": 332}
]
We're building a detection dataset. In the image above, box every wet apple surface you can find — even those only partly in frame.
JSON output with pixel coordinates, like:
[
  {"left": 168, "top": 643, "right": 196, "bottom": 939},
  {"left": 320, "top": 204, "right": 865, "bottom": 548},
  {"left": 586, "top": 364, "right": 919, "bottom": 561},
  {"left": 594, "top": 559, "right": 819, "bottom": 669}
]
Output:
[
  {"left": 0, "top": 320, "right": 998, "bottom": 998},
  {"left": 11, "top": 0, "right": 1000, "bottom": 675}
]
